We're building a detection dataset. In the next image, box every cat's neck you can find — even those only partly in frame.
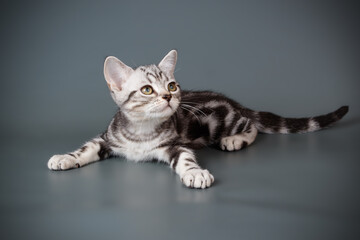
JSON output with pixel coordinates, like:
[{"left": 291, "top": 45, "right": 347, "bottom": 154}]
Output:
[
  {"left": 119, "top": 109, "right": 171, "bottom": 135},
  {"left": 127, "top": 119, "right": 165, "bottom": 135}
]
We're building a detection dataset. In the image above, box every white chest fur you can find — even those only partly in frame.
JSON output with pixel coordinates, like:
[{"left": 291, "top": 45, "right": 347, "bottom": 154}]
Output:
[{"left": 112, "top": 131, "right": 172, "bottom": 162}]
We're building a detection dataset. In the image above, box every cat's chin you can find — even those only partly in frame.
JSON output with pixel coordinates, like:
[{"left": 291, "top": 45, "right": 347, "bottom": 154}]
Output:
[
  {"left": 146, "top": 104, "right": 177, "bottom": 119},
  {"left": 151, "top": 107, "right": 175, "bottom": 118}
]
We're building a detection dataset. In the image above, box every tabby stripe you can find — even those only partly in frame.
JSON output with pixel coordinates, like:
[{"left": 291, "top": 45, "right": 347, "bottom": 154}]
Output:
[
  {"left": 184, "top": 158, "right": 196, "bottom": 163},
  {"left": 236, "top": 119, "right": 247, "bottom": 134},
  {"left": 212, "top": 106, "right": 229, "bottom": 140},
  {"left": 98, "top": 141, "right": 111, "bottom": 159},
  {"left": 123, "top": 91, "right": 137, "bottom": 105},
  {"left": 284, "top": 118, "right": 309, "bottom": 133},
  {"left": 156, "top": 137, "right": 182, "bottom": 149},
  {"left": 159, "top": 71, "right": 167, "bottom": 81},
  {"left": 186, "top": 167, "right": 199, "bottom": 171},
  {"left": 79, "top": 146, "right": 88, "bottom": 153},
  {"left": 168, "top": 148, "right": 182, "bottom": 170},
  {"left": 227, "top": 112, "right": 240, "bottom": 135},
  {"left": 313, "top": 108, "right": 340, "bottom": 128},
  {"left": 146, "top": 72, "right": 157, "bottom": 82},
  {"left": 120, "top": 128, "right": 161, "bottom": 142},
  {"left": 244, "top": 120, "right": 252, "bottom": 133},
  {"left": 257, "top": 111, "right": 282, "bottom": 132},
  {"left": 132, "top": 102, "right": 148, "bottom": 109},
  {"left": 154, "top": 70, "right": 160, "bottom": 80}
]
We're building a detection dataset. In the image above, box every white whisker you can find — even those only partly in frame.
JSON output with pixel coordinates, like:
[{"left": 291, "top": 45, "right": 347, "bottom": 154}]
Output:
[
  {"left": 181, "top": 106, "right": 201, "bottom": 124},
  {"left": 181, "top": 104, "right": 208, "bottom": 117}
]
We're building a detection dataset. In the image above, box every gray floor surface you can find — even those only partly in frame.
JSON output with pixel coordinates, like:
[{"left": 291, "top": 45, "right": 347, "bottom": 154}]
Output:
[{"left": 2, "top": 121, "right": 360, "bottom": 240}]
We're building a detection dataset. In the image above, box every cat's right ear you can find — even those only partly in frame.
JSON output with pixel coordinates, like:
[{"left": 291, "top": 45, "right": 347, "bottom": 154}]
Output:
[{"left": 104, "top": 56, "right": 134, "bottom": 91}]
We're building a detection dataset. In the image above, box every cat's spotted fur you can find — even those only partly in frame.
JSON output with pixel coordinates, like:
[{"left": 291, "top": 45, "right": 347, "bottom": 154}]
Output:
[{"left": 48, "top": 50, "right": 349, "bottom": 189}]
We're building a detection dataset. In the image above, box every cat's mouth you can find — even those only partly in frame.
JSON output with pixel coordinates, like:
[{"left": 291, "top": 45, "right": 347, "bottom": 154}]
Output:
[
  {"left": 155, "top": 103, "right": 172, "bottom": 112},
  {"left": 149, "top": 102, "right": 176, "bottom": 115}
]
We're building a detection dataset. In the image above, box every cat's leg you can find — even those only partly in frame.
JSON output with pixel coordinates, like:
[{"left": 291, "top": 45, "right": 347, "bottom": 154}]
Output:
[
  {"left": 48, "top": 136, "right": 111, "bottom": 170},
  {"left": 156, "top": 145, "right": 214, "bottom": 189},
  {"left": 220, "top": 121, "right": 258, "bottom": 151}
]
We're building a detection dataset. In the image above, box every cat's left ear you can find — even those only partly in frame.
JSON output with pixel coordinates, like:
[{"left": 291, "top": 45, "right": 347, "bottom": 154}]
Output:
[
  {"left": 104, "top": 56, "right": 134, "bottom": 91},
  {"left": 158, "top": 50, "right": 177, "bottom": 77}
]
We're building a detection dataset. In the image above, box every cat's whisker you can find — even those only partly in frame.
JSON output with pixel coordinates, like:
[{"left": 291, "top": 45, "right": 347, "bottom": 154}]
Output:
[
  {"left": 181, "top": 104, "right": 208, "bottom": 117},
  {"left": 180, "top": 101, "right": 213, "bottom": 110},
  {"left": 180, "top": 106, "right": 201, "bottom": 124}
]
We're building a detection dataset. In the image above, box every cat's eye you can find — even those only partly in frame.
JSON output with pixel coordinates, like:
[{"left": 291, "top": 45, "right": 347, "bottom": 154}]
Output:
[
  {"left": 141, "top": 85, "right": 153, "bottom": 95},
  {"left": 168, "top": 82, "right": 177, "bottom": 92}
]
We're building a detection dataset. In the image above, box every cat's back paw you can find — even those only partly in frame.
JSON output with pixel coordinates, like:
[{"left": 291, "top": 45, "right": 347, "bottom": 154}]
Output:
[
  {"left": 180, "top": 169, "right": 214, "bottom": 189},
  {"left": 48, "top": 154, "right": 79, "bottom": 170},
  {"left": 220, "top": 135, "right": 248, "bottom": 151}
]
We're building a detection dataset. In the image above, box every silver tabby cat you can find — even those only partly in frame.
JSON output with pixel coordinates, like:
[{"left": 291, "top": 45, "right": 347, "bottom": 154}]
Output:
[{"left": 48, "top": 50, "right": 348, "bottom": 189}]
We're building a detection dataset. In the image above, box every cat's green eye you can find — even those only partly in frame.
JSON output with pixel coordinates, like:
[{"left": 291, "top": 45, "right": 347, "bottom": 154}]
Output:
[
  {"left": 141, "top": 85, "right": 153, "bottom": 95},
  {"left": 168, "top": 82, "right": 177, "bottom": 92}
]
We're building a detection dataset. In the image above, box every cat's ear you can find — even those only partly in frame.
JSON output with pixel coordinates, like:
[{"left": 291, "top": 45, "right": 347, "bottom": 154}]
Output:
[
  {"left": 158, "top": 50, "right": 177, "bottom": 77},
  {"left": 104, "top": 56, "right": 133, "bottom": 91}
]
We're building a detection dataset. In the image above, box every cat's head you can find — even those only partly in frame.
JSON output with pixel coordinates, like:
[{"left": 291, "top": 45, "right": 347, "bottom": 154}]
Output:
[{"left": 103, "top": 50, "right": 180, "bottom": 122}]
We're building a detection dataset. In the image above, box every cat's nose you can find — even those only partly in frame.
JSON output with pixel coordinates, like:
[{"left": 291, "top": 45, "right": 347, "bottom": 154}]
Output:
[{"left": 162, "top": 94, "right": 172, "bottom": 102}]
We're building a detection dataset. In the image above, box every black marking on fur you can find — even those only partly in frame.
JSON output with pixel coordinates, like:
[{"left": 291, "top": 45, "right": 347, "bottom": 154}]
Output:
[
  {"left": 187, "top": 120, "right": 210, "bottom": 141},
  {"left": 236, "top": 120, "right": 247, "bottom": 134},
  {"left": 314, "top": 106, "right": 349, "bottom": 128},
  {"left": 335, "top": 106, "right": 349, "bottom": 119},
  {"left": 110, "top": 111, "right": 128, "bottom": 137},
  {"left": 168, "top": 147, "right": 182, "bottom": 170},
  {"left": 285, "top": 118, "right": 309, "bottom": 133},
  {"left": 154, "top": 69, "right": 160, "bottom": 80},
  {"left": 227, "top": 112, "right": 240, "bottom": 135},
  {"left": 244, "top": 121, "right": 252, "bottom": 133},
  {"left": 132, "top": 102, "right": 148, "bottom": 110},
  {"left": 123, "top": 91, "right": 137, "bottom": 105},
  {"left": 186, "top": 167, "right": 199, "bottom": 171},
  {"left": 156, "top": 137, "right": 182, "bottom": 149},
  {"left": 198, "top": 107, "right": 214, "bottom": 116},
  {"left": 241, "top": 141, "right": 248, "bottom": 149},
  {"left": 146, "top": 72, "right": 157, "bottom": 82},
  {"left": 212, "top": 106, "right": 229, "bottom": 141},
  {"left": 172, "top": 114, "right": 183, "bottom": 135},
  {"left": 68, "top": 153, "right": 76, "bottom": 158},
  {"left": 184, "top": 158, "right": 196, "bottom": 163},
  {"left": 181, "top": 90, "right": 250, "bottom": 115},
  {"left": 258, "top": 112, "right": 282, "bottom": 132},
  {"left": 98, "top": 141, "right": 111, "bottom": 160},
  {"left": 79, "top": 146, "right": 87, "bottom": 153}
]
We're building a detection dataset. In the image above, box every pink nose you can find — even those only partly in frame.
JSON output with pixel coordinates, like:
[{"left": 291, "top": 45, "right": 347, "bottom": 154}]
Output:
[{"left": 162, "top": 94, "right": 172, "bottom": 102}]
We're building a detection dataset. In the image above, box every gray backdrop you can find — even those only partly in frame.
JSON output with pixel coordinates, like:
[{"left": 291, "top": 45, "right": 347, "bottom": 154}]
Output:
[{"left": 1, "top": 1, "right": 359, "bottom": 240}]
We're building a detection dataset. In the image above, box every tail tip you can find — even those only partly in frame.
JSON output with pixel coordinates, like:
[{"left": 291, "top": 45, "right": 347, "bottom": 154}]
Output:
[{"left": 335, "top": 106, "right": 349, "bottom": 119}]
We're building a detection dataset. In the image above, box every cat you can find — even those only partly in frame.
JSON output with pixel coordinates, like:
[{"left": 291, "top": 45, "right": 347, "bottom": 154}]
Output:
[{"left": 48, "top": 50, "right": 349, "bottom": 189}]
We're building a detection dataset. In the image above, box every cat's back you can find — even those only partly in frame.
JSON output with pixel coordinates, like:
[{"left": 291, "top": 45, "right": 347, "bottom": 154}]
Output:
[{"left": 181, "top": 90, "right": 243, "bottom": 108}]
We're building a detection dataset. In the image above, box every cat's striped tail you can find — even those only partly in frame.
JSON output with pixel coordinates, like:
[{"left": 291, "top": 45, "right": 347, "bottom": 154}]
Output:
[{"left": 251, "top": 106, "right": 349, "bottom": 134}]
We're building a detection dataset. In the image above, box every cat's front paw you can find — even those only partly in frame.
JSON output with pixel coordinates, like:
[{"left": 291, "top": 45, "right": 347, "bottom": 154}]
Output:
[
  {"left": 180, "top": 169, "right": 214, "bottom": 189},
  {"left": 48, "top": 154, "right": 80, "bottom": 170}
]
